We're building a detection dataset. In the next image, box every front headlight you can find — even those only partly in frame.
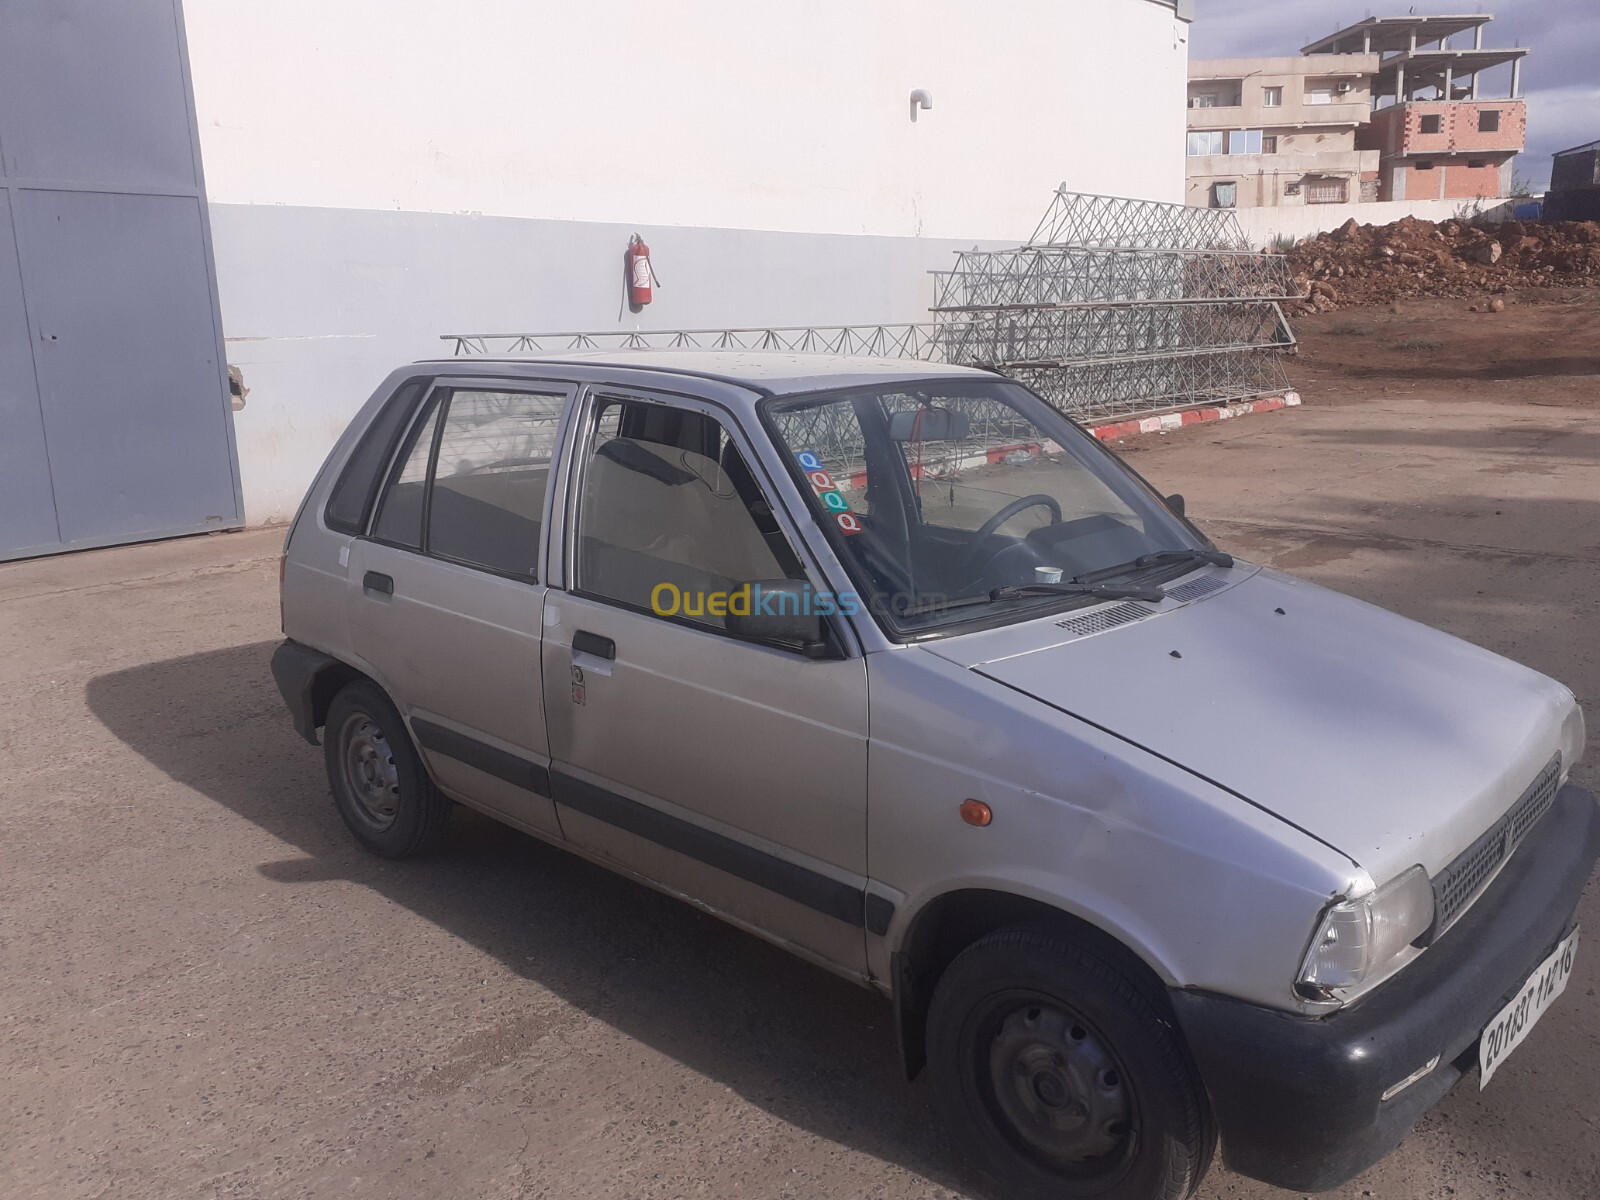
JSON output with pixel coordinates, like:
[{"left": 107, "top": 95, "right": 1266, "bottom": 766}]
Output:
[{"left": 1298, "top": 865, "right": 1435, "bottom": 996}]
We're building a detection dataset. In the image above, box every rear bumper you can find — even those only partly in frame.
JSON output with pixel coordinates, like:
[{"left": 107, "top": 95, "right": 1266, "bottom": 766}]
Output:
[
  {"left": 1171, "top": 782, "right": 1600, "bottom": 1192},
  {"left": 270, "top": 638, "right": 340, "bottom": 744}
]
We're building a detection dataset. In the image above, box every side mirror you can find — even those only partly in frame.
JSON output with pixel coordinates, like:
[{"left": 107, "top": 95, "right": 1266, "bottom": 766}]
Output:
[
  {"left": 724, "top": 580, "right": 830, "bottom": 654},
  {"left": 1166, "top": 493, "right": 1186, "bottom": 518}
]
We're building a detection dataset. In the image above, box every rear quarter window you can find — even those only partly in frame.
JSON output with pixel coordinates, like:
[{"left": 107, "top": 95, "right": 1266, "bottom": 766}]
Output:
[{"left": 324, "top": 378, "right": 430, "bottom": 534}]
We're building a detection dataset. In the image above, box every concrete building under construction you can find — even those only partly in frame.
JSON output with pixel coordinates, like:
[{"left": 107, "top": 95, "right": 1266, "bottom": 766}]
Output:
[
  {"left": 1186, "top": 13, "right": 1527, "bottom": 209},
  {"left": 1312, "top": 15, "right": 1528, "bottom": 202}
]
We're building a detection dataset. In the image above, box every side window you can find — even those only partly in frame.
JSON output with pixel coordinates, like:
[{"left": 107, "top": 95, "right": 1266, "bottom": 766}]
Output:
[
  {"left": 370, "top": 395, "right": 442, "bottom": 548},
  {"left": 428, "top": 390, "right": 565, "bottom": 578},
  {"left": 575, "top": 398, "right": 805, "bottom": 628},
  {"left": 324, "top": 378, "right": 427, "bottom": 534}
]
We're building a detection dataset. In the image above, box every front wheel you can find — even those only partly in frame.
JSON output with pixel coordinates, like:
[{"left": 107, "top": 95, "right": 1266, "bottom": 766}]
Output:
[
  {"left": 926, "top": 927, "right": 1214, "bottom": 1200},
  {"left": 323, "top": 679, "right": 451, "bottom": 858}
]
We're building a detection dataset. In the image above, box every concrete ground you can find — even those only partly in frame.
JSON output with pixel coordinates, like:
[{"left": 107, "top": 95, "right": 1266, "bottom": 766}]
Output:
[{"left": 3, "top": 380, "right": 1598, "bottom": 1199}]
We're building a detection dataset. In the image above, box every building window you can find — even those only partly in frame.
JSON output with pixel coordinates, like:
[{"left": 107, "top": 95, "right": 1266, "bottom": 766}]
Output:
[
  {"left": 1468, "top": 159, "right": 1489, "bottom": 169},
  {"left": 1479, "top": 109, "right": 1501, "bottom": 132},
  {"left": 1263, "top": 86, "right": 1283, "bottom": 107},
  {"left": 1227, "top": 129, "right": 1263, "bottom": 155},
  {"left": 1211, "top": 182, "right": 1237, "bottom": 209},
  {"left": 1420, "top": 114, "right": 1443, "bottom": 134},
  {"left": 1186, "top": 131, "right": 1225, "bottom": 156},
  {"left": 1416, "top": 161, "right": 1435, "bottom": 170},
  {"left": 1262, "top": 134, "right": 1279, "bottom": 154},
  {"left": 1305, "top": 178, "right": 1348, "bottom": 204},
  {"left": 1188, "top": 93, "right": 1216, "bottom": 109},
  {"left": 1305, "top": 88, "right": 1334, "bottom": 106}
]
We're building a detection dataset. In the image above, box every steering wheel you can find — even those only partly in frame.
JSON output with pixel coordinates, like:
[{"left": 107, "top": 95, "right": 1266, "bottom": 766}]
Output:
[{"left": 957, "top": 493, "right": 1063, "bottom": 582}]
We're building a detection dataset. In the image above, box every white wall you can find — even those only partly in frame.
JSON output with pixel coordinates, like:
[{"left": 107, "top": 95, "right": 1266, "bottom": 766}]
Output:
[
  {"left": 1231, "top": 196, "right": 1516, "bottom": 249},
  {"left": 182, "top": 0, "right": 1192, "bottom": 522},
  {"left": 187, "top": 0, "right": 1188, "bottom": 240}
]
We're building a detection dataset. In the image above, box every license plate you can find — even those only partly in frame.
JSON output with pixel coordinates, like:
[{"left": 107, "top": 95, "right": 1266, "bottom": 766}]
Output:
[{"left": 1479, "top": 927, "right": 1579, "bottom": 1089}]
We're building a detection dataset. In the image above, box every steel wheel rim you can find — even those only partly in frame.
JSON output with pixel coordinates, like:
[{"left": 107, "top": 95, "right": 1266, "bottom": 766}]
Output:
[
  {"left": 339, "top": 711, "right": 400, "bottom": 829},
  {"left": 976, "top": 992, "right": 1137, "bottom": 1181}
]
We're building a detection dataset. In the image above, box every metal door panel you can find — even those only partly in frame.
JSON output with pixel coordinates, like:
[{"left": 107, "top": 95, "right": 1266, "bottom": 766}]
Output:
[
  {"left": 348, "top": 539, "right": 562, "bottom": 840},
  {"left": 0, "top": 0, "right": 198, "bottom": 190},
  {"left": 0, "top": 188, "right": 58, "bottom": 557},
  {"left": 543, "top": 590, "right": 870, "bottom": 973},
  {"left": 13, "top": 188, "right": 240, "bottom": 545}
]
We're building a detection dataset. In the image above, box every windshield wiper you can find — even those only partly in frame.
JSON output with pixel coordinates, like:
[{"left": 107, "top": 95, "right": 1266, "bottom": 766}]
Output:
[
  {"left": 990, "top": 581, "right": 1166, "bottom": 603},
  {"left": 1073, "top": 547, "right": 1233, "bottom": 585},
  {"left": 894, "top": 581, "right": 1164, "bottom": 618}
]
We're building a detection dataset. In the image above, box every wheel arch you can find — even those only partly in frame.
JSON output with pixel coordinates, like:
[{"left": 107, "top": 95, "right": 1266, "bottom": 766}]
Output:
[
  {"left": 270, "top": 639, "right": 372, "bottom": 745},
  {"left": 890, "top": 886, "right": 1179, "bottom": 1081}
]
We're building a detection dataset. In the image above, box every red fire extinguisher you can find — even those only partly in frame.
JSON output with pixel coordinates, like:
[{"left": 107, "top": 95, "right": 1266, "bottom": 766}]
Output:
[{"left": 625, "top": 233, "right": 655, "bottom": 310}]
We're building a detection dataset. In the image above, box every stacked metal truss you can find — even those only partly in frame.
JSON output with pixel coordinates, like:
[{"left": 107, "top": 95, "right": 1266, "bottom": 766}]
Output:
[{"left": 926, "top": 187, "right": 1301, "bottom": 421}]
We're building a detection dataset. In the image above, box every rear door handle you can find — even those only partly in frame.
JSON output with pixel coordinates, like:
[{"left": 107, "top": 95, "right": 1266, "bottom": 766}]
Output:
[
  {"left": 363, "top": 571, "right": 394, "bottom": 595},
  {"left": 572, "top": 630, "right": 615, "bottom": 660}
]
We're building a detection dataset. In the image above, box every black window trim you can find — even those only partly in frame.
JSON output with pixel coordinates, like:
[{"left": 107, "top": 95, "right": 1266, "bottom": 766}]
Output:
[
  {"left": 360, "top": 378, "right": 577, "bottom": 587},
  {"left": 322, "top": 375, "right": 433, "bottom": 536},
  {"left": 563, "top": 384, "right": 849, "bottom": 659}
]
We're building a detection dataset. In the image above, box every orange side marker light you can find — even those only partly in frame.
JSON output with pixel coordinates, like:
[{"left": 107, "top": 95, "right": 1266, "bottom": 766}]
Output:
[{"left": 960, "top": 799, "right": 993, "bottom": 827}]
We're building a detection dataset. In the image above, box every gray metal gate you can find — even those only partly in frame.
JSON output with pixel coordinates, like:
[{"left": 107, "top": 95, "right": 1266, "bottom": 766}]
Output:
[{"left": 0, "top": 0, "right": 242, "bottom": 561}]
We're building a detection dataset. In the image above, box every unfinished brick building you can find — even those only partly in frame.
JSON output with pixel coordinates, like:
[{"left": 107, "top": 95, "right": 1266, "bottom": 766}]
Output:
[{"left": 1305, "top": 15, "right": 1528, "bottom": 202}]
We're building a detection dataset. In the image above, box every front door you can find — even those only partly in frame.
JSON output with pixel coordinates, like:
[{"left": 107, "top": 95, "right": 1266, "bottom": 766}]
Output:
[
  {"left": 349, "top": 381, "right": 573, "bottom": 840},
  {"left": 543, "top": 389, "right": 870, "bottom": 976}
]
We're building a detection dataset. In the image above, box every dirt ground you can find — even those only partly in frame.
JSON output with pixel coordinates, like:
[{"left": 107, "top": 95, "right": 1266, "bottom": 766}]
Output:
[{"left": 3, "top": 294, "right": 1599, "bottom": 1200}]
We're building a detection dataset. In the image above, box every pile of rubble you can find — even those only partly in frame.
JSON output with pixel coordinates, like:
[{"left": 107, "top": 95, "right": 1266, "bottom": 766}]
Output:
[{"left": 1287, "top": 216, "right": 1600, "bottom": 312}]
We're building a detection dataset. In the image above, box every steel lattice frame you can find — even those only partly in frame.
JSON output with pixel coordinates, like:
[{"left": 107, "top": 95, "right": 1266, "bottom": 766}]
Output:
[
  {"left": 1007, "top": 351, "right": 1293, "bottom": 421},
  {"left": 931, "top": 246, "right": 1300, "bottom": 309},
  {"left": 932, "top": 300, "right": 1293, "bottom": 369},
  {"left": 442, "top": 323, "right": 938, "bottom": 360},
  {"left": 1024, "top": 186, "right": 1252, "bottom": 251}
]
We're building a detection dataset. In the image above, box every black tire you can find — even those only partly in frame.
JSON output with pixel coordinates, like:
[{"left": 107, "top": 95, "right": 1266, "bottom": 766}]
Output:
[
  {"left": 926, "top": 927, "right": 1214, "bottom": 1200},
  {"left": 323, "top": 679, "right": 451, "bottom": 858}
]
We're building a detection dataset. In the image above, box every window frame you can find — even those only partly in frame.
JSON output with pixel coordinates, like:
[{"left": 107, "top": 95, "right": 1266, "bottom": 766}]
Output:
[
  {"left": 1478, "top": 109, "right": 1501, "bottom": 133},
  {"left": 1419, "top": 113, "right": 1443, "bottom": 135},
  {"left": 1262, "top": 86, "right": 1283, "bottom": 108},
  {"left": 361, "top": 376, "right": 578, "bottom": 586},
  {"left": 561, "top": 384, "right": 845, "bottom": 657}
]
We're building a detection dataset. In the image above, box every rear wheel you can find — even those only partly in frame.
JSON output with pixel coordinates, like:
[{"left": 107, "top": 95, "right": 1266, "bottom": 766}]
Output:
[
  {"left": 926, "top": 927, "right": 1213, "bottom": 1200},
  {"left": 323, "top": 680, "right": 451, "bottom": 857}
]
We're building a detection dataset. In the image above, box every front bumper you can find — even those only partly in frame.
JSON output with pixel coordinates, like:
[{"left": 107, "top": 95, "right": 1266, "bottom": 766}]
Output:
[{"left": 1171, "top": 782, "right": 1600, "bottom": 1193}]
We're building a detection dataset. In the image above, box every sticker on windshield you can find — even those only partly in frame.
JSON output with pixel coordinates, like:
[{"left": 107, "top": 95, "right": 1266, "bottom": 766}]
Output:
[{"left": 795, "top": 450, "right": 861, "bottom": 535}]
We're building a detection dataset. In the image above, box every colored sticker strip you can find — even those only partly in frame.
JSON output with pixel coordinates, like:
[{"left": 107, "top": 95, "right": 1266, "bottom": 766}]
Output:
[{"left": 795, "top": 450, "right": 862, "bottom": 535}]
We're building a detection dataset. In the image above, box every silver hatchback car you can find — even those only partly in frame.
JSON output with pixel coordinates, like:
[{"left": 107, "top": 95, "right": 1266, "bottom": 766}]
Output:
[{"left": 274, "top": 353, "right": 1597, "bottom": 1200}]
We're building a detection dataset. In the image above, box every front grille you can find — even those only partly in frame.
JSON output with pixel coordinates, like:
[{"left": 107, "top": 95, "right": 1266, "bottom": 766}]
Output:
[
  {"left": 1431, "top": 757, "right": 1562, "bottom": 937},
  {"left": 1054, "top": 602, "right": 1151, "bottom": 638},
  {"left": 1167, "top": 575, "right": 1228, "bottom": 603}
]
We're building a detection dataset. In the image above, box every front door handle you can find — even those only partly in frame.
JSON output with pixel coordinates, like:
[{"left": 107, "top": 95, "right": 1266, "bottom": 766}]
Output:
[
  {"left": 363, "top": 571, "right": 394, "bottom": 595},
  {"left": 572, "top": 630, "right": 615, "bottom": 660}
]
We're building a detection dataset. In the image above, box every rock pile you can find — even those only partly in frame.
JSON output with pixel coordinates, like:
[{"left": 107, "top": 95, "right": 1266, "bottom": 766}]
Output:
[{"left": 1285, "top": 216, "right": 1600, "bottom": 312}]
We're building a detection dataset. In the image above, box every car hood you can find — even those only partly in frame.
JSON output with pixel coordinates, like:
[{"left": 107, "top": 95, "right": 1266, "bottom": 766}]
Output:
[{"left": 925, "top": 567, "right": 1578, "bottom": 882}]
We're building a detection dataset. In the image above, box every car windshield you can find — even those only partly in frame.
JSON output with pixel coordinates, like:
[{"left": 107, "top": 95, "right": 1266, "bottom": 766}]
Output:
[{"left": 762, "top": 377, "right": 1205, "bottom": 635}]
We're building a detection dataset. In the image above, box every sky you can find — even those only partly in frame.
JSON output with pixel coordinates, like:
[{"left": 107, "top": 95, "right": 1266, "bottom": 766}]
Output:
[{"left": 1189, "top": 0, "right": 1600, "bottom": 191}]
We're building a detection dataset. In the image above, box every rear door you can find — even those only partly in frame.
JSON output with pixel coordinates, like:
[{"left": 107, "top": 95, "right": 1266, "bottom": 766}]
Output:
[
  {"left": 542, "top": 387, "right": 871, "bottom": 976},
  {"left": 348, "top": 379, "right": 575, "bottom": 840}
]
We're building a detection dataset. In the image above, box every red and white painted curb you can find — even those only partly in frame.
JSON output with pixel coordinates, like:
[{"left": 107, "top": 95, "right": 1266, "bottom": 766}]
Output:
[{"left": 1087, "top": 392, "right": 1302, "bottom": 441}]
